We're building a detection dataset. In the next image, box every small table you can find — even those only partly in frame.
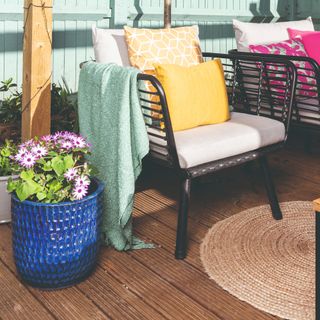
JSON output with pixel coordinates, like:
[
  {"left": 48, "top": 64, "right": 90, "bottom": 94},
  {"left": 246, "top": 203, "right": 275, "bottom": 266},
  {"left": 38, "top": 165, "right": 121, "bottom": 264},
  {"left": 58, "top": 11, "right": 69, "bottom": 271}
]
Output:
[{"left": 313, "top": 199, "right": 320, "bottom": 319}]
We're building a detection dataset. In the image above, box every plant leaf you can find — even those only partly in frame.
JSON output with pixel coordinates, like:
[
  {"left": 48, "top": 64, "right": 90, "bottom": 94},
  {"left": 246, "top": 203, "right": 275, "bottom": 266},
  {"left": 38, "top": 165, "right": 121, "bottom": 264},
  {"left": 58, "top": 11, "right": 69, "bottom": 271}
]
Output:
[
  {"left": 43, "top": 161, "right": 52, "bottom": 172},
  {"left": 63, "top": 155, "right": 74, "bottom": 170},
  {"left": 20, "top": 170, "right": 34, "bottom": 181},
  {"left": 51, "top": 156, "right": 65, "bottom": 176},
  {"left": 36, "top": 192, "right": 47, "bottom": 201},
  {"left": 6, "top": 179, "right": 17, "bottom": 193},
  {"left": 48, "top": 179, "right": 62, "bottom": 193}
]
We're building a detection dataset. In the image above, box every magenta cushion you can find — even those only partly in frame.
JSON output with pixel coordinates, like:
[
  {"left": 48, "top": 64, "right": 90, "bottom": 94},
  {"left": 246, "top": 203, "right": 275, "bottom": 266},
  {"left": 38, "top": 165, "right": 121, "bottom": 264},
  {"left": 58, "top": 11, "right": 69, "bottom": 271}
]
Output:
[
  {"left": 249, "top": 39, "right": 317, "bottom": 97},
  {"left": 287, "top": 28, "right": 315, "bottom": 39},
  {"left": 249, "top": 39, "right": 307, "bottom": 57},
  {"left": 287, "top": 28, "right": 320, "bottom": 65},
  {"left": 300, "top": 33, "right": 320, "bottom": 65}
]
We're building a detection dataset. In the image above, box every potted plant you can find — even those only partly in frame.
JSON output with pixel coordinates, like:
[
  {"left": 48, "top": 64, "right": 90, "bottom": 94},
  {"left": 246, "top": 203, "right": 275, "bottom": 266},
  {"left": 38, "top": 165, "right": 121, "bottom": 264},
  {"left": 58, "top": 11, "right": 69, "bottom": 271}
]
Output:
[
  {"left": 0, "top": 78, "right": 22, "bottom": 142},
  {"left": 0, "top": 140, "right": 19, "bottom": 223},
  {"left": 7, "top": 131, "right": 104, "bottom": 289}
]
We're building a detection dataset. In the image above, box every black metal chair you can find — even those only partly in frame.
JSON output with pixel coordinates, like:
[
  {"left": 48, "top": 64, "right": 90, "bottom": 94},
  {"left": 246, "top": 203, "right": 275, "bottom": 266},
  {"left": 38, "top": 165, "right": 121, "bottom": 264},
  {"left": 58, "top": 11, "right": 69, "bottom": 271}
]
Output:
[
  {"left": 229, "top": 49, "right": 320, "bottom": 139},
  {"left": 137, "top": 53, "right": 297, "bottom": 259}
]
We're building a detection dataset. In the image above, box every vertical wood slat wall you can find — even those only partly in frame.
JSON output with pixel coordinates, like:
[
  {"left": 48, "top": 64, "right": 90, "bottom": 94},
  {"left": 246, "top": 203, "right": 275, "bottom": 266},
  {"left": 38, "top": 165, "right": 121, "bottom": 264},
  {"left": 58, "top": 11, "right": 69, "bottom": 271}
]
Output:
[{"left": 0, "top": 0, "right": 310, "bottom": 94}]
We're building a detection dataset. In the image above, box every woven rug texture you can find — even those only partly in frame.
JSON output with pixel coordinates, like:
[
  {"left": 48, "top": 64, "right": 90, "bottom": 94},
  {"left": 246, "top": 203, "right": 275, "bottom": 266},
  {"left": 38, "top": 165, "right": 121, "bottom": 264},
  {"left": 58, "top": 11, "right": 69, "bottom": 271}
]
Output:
[{"left": 200, "top": 201, "right": 315, "bottom": 320}]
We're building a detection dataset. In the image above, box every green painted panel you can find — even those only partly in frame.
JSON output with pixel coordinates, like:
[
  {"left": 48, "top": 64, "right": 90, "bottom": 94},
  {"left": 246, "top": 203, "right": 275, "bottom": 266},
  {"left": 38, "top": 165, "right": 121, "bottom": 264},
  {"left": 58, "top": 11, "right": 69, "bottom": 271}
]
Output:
[
  {"left": 129, "top": 0, "right": 293, "bottom": 56},
  {"left": 0, "top": 0, "right": 316, "bottom": 96},
  {"left": 0, "top": 0, "right": 110, "bottom": 97}
]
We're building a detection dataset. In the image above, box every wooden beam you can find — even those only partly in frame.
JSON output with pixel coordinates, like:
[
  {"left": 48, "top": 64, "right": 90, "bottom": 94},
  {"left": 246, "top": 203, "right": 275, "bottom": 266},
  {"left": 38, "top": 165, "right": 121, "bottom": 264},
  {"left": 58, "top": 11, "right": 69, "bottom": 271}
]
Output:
[
  {"left": 22, "top": 0, "right": 52, "bottom": 141},
  {"left": 164, "top": 0, "right": 172, "bottom": 28}
]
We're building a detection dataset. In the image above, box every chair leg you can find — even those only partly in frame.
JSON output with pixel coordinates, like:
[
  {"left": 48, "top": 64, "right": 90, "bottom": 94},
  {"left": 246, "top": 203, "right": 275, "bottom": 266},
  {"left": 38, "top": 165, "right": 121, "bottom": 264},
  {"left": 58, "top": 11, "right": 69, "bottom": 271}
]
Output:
[
  {"left": 175, "top": 177, "right": 191, "bottom": 259},
  {"left": 259, "top": 156, "right": 282, "bottom": 220}
]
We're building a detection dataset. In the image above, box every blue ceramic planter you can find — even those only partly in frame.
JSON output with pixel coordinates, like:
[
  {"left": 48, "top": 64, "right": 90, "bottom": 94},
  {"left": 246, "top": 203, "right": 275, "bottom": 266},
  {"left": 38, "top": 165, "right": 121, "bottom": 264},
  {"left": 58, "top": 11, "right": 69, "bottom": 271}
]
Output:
[{"left": 11, "top": 178, "right": 104, "bottom": 289}]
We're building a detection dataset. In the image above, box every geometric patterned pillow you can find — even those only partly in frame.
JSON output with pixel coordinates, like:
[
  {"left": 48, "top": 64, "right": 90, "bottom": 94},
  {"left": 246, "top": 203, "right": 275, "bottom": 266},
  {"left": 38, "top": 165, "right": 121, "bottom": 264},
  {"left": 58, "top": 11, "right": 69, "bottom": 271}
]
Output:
[
  {"left": 124, "top": 25, "right": 204, "bottom": 125},
  {"left": 124, "top": 25, "right": 203, "bottom": 72},
  {"left": 249, "top": 39, "right": 317, "bottom": 97}
]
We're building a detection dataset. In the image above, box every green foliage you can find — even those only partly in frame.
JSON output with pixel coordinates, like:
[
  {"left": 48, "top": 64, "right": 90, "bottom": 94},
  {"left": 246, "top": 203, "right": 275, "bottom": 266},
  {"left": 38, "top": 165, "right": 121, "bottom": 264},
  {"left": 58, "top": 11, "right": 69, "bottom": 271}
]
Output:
[
  {"left": 0, "top": 77, "right": 79, "bottom": 142},
  {"left": 51, "top": 77, "right": 79, "bottom": 133},
  {"left": 0, "top": 78, "right": 22, "bottom": 124},
  {"left": 0, "top": 140, "right": 19, "bottom": 176}
]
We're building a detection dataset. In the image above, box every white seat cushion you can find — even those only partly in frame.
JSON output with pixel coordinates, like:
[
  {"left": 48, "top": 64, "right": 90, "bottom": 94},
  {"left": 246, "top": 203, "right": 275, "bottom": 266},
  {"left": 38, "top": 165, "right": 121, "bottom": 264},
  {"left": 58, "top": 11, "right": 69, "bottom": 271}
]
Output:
[
  {"left": 174, "top": 112, "right": 285, "bottom": 168},
  {"left": 92, "top": 26, "right": 130, "bottom": 66}
]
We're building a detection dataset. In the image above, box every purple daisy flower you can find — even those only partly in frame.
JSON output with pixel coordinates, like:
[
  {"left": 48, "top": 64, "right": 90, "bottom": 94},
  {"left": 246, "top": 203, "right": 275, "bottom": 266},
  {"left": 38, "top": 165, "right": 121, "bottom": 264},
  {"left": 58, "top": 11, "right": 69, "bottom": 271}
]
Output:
[
  {"left": 53, "top": 132, "right": 64, "bottom": 141},
  {"left": 61, "top": 141, "right": 74, "bottom": 150},
  {"left": 62, "top": 131, "right": 76, "bottom": 139},
  {"left": 72, "top": 136, "right": 87, "bottom": 149},
  {"left": 20, "top": 152, "right": 37, "bottom": 168},
  {"left": 72, "top": 185, "right": 88, "bottom": 200},
  {"left": 75, "top": 175, "right": 90, "bottom": 188},
  {"left": 41, "top": 135, "right": 52, "bottom": 142},
  {"left": 14, "top": 147, "right": 28, "bottom": 162},
  {"left": 31, "top": 145, "right": 48, "bottom": 158},
  {"left": 20, "top": 139, "right": 35, "bottom": 149},
  {"left": 64, "top": 168, "right": 78, "bottom": 181}
]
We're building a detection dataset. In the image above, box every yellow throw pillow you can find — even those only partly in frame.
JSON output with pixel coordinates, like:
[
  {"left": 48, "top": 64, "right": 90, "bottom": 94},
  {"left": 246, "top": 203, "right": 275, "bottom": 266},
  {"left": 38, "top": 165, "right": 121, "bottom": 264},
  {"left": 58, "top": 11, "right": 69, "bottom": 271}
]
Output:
[
  {"left": 154, "top": 59, "right": 230, "bottom": 132},
  {"left": 124, "top": 25, "right": 203, "bottom": 72}
]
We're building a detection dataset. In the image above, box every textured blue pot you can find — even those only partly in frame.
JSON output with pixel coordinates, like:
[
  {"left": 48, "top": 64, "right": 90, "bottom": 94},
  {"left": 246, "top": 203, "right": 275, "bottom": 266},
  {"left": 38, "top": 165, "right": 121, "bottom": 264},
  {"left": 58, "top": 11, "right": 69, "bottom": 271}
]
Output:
[{"left": 11, "top": 178, "right": 104, "bottom": 289}]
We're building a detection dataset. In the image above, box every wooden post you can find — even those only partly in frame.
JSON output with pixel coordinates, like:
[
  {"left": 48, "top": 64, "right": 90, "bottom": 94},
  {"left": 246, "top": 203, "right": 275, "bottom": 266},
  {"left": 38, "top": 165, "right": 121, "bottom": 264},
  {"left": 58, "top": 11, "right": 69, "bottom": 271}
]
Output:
[
  {"left": 22, "top": 0, "right": 52, "bottom": 141},
  {"left": 164, "top": 0, "right": 171, "bottom": 28}
]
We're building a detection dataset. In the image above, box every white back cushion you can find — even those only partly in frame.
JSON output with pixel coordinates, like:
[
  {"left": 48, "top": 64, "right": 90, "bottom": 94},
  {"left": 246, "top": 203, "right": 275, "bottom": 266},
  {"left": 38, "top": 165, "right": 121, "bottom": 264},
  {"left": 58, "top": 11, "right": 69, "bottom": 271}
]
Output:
[
  {"left": 92, "top": 26, "right": 130, "bottom": 66},
  {"left": 233, "top": 17, "right": 314, "bottom": 52}
]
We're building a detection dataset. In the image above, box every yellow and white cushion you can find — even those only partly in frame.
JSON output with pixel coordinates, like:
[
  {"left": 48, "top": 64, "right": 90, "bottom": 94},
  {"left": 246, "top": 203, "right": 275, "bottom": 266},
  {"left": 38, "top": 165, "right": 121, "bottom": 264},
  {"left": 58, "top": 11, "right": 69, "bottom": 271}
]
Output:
[{"left": 124, "top": 25, "right": 203, "bottom": 72}]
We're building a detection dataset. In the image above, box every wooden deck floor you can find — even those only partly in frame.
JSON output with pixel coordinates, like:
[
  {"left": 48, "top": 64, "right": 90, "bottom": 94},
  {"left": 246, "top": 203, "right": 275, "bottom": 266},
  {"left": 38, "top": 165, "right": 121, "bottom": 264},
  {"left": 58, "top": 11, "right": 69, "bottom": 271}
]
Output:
[{"left": 0, "top": 134, "right": 318, "bottom": 320}]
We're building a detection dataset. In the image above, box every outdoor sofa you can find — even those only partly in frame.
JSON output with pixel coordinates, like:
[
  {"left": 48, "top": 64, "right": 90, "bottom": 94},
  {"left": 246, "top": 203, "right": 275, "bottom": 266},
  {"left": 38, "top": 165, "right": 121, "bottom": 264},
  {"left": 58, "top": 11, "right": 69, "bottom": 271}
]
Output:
[{"left": 89, "top": 25, "right": 299, "bottom": 259}]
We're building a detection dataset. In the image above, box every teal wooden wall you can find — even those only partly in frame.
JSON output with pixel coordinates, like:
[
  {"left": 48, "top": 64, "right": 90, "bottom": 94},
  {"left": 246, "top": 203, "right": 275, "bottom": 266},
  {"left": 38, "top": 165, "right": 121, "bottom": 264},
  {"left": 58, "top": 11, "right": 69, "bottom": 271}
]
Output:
[{"left": 0, "top": 0, "right": 313, "bottom": 93}]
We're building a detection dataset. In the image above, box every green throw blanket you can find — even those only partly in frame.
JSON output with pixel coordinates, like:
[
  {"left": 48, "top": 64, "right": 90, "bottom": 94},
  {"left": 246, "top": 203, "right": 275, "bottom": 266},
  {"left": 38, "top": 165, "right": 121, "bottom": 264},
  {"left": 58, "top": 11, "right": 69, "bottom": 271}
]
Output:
[{"left": 78, "top": 62, "right": 152, "bottom": 250}]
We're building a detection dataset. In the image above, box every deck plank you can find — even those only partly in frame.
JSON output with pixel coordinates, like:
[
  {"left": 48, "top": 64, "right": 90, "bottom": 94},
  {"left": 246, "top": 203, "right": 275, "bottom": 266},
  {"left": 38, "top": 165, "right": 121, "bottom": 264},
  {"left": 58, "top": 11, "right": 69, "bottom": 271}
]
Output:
[
  {"left": 0, "top": 225, "right": 110, "bottom": 320},
  {"left": 129, "top": 233, "right": 278, "bottom": 320},
  {"left": 98, "top": 249, "right": 221, "bottom": 320},
  {"left": 0, "top": 225, "right": 163, "bottom": 320},
  {"left": 0, "top": 258, "right": 55, "bottom": 320},
  {"left": 132, "top": 206, "right": 279, "bottom": 320},
  {"left": 78, "top": 263, "right": 166, "bottom": 320}
]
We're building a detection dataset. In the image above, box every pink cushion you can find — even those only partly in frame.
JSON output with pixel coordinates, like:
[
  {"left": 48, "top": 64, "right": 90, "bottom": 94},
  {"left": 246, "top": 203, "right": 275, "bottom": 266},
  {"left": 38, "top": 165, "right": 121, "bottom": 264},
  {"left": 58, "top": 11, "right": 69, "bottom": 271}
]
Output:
[
  {"left": 249, "top": 39, "right": 317, "bottom": 97},
  {"left": 287, "top": 28, "right": 315, "bottom": 39},
  {"left": 287, "top": 28, "right": 320, "bottom": 65},
  {"left": 300, "top": 33, "right": 320, "bottom": 65},
  {"left": 249, "top": 39, "right": 307, "bottom": 57}
]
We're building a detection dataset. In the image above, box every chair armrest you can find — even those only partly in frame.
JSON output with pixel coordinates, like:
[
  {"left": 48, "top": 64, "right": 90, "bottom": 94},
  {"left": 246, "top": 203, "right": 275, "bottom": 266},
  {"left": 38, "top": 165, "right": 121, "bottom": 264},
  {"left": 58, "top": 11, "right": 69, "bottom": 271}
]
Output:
[
  {"left": 137, "top": 73, "right": 180, "bottom": 168},
  {"left": 79, "top": 60, "right": 96, "bottom": 69}
]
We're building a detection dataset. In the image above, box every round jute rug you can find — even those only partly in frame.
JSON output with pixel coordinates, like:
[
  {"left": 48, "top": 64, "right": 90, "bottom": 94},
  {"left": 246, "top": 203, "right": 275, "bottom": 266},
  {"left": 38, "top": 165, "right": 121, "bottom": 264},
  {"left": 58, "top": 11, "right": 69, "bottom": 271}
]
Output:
[{"left": 200, "top": 201, "right": 315, "bottom": 320}]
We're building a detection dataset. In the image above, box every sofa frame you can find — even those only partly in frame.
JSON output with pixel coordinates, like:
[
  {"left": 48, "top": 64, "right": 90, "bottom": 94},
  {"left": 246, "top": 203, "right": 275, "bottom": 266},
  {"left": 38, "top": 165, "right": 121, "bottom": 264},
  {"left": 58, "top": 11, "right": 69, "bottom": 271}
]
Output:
[{"left": 229, "top": 49, "right": 320, "bottom": 140}]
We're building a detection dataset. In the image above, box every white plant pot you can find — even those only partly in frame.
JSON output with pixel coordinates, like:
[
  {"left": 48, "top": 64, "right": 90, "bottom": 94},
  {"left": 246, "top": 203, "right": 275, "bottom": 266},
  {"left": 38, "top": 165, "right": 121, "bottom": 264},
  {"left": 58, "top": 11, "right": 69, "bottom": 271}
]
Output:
[{"left": 0, "top": 175, "right": 19, "bottom": 223}]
